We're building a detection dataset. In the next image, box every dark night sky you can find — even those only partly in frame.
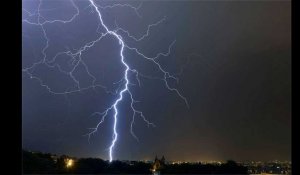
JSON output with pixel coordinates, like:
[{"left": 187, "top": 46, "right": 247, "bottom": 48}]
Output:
[{"left": 22, "top": 0, "right": 291, "bottom": 162}]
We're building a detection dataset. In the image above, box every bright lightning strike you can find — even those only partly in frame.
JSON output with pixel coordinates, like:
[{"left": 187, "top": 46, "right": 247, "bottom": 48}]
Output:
[{"left": 22, "top": 0, "right": 188, "bottom": 162}]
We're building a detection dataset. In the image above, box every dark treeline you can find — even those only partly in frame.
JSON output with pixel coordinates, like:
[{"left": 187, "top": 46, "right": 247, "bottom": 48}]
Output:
[
  {"left": 161, "top": 161, "right": 248, "bottom": 174},
  {"left": 23, "top": 150, "right": 248, "bottom": 174}
]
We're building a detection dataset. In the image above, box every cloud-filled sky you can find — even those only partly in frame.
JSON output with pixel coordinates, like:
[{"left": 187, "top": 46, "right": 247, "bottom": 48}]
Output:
[{"left": 22, "top": 0, "right": 291, "bottom": 162}]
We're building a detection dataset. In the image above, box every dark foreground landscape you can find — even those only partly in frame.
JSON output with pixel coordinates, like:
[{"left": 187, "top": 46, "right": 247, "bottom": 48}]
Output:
[{"left": 23, "top": 150, "right": 248, "bottom": 174}]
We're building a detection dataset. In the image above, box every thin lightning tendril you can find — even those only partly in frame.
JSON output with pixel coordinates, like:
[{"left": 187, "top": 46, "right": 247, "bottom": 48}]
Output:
[{"left": 22, "top": 0, "right": 188, "bottom": 162}]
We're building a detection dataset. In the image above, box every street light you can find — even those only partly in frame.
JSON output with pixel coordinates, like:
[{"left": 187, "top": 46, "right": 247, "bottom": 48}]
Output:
[{"left": 66, "top": 159, "right": 74, "bottom": 168}]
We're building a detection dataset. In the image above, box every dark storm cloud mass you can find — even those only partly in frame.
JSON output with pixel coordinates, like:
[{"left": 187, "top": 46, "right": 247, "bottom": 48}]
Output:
[{"left": 22, "top": 0, "right": 291, "bottom": 162}]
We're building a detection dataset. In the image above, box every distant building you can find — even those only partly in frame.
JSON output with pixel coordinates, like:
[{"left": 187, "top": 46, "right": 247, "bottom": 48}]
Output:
[{"left": 151, "top": 156, "right": 166, "bottom": 175}]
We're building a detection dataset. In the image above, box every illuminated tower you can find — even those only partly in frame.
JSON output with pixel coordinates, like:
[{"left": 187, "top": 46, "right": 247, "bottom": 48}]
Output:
[{"left": 151, "top": 156, "right": 166, "bottom": 175}]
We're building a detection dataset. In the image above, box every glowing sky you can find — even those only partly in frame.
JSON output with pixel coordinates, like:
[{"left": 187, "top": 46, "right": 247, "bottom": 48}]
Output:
[{"left": 22, "top": 0, "right": 291, "bottom": 162}]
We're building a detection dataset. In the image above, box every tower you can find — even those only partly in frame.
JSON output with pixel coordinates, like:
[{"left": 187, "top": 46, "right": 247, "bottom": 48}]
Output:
[{"left": 161, "top": 156, "right": 165, "bottom": 165}]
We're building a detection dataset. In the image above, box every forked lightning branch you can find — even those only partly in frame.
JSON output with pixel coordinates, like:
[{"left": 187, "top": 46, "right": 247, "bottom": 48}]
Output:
[{"left": 22, "top": 0, "right": 188, "bottom": 162}]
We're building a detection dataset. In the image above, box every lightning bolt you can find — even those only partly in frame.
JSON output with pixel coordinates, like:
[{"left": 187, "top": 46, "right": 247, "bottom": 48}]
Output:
[{"left": 22, "top": 0, "right": 188, "bottom": 162}]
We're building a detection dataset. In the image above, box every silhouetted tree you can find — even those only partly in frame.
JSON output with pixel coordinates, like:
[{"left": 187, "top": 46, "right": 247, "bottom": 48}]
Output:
[
  {"left": 22, "top": 150, "right": 57, "bottom": 174},
  {"left": 22, "top": 149, "right": 248, "bottom": 174}
]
